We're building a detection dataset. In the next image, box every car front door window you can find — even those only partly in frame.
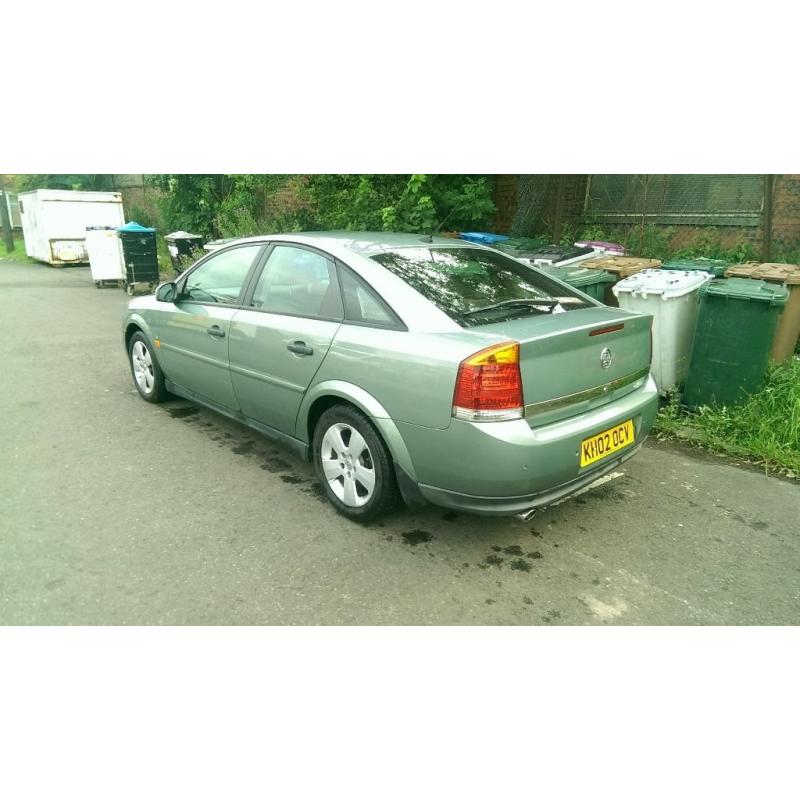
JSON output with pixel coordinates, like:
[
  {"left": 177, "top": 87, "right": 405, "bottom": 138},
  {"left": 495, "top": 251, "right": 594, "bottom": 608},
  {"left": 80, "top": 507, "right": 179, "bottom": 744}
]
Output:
[{"left": 183, "top": 245, "right": 262, "bottom": 305}]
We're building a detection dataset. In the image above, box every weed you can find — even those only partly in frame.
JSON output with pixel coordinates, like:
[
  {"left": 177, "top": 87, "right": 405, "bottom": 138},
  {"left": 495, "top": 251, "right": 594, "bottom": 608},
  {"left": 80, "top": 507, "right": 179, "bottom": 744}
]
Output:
[
  {"left": 672, "top": 227, "right": 758, "bottom": 263},
  {"left": 654, "top": 361, "right": 800, "bottom": 475},
  {"left": 0, "top": 236, "right": 31, "bottom": 263}
]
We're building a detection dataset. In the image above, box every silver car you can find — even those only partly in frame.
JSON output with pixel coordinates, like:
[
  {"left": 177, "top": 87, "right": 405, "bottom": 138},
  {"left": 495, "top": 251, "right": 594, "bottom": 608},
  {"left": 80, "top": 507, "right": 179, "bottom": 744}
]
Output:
[{"left": 123, "top": 232, "right": 658, "bottom": 521}]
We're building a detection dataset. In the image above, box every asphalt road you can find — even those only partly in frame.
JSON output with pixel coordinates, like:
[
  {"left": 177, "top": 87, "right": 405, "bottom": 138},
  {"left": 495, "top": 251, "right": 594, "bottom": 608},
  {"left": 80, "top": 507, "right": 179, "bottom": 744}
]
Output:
[{"left": 1, "top": 259, "right": 799, "bottom": 625}]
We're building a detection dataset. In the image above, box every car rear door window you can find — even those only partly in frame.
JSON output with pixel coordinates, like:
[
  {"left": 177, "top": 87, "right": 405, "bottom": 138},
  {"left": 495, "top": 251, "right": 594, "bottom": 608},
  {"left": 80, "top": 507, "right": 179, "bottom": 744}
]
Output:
[
  {"left": 249, "top": 245, "right": 343, "bottom": 320},
  {"left": 371, "top": 246, "right": 592, "bottom": 326},
  {"left": 338, "top": 267, "right": 401, "bottom": 328},
  {"left": 183, "top": 245, "right": 262, "bottom": 305}
]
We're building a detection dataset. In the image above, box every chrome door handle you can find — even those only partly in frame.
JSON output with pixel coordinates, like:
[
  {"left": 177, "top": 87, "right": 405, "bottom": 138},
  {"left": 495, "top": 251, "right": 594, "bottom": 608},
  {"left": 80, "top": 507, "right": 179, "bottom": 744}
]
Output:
[
  {"left": 207, "top": 325, "right": 226, "bottom": 338},
  {"left": 287, "top": 341, "right": 313, "bottom": 356}
]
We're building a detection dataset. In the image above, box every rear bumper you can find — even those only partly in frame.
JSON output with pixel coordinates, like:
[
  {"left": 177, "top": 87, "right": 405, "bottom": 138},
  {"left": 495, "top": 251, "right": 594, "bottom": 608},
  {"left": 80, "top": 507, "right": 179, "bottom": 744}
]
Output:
[
  {"left": 417, "top": 441, "right": 644, "bottom": 515},
  {"left": 396, "top": 373, "right": 659, "bottom": 516}
]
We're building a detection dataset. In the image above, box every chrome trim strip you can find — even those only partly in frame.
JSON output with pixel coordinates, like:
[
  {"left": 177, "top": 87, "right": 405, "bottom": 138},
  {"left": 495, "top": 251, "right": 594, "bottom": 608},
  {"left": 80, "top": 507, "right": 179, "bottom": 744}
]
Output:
[
  {"left": 524, "top": 366, "right": 650, "bottom": 418},
  {"left": 228, "top": 362, "right": 305, "bottom": 394},
  {"left": 160, "top": 341, "right": 229, "bottom": 371}
]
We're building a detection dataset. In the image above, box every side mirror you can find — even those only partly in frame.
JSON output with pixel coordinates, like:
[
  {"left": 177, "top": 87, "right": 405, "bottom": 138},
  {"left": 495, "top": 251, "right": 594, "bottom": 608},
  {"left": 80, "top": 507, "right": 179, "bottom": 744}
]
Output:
[{"left": 156, "top": 281, "right": 177, "bottom": 303}]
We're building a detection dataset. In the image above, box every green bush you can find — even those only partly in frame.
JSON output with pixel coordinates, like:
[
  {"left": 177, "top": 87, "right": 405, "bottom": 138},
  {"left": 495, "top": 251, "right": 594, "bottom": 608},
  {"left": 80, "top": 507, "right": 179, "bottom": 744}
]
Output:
[
  {"left": 561, "top": 220, "right": 675, "bottom": 260},
  {"left": 149, "top": 174, "right": 496, "bottom": 240},
  {"left": 772, "top": 245, "right": 800, "bottom": 265},
  {"left": 629, "top": 224, "right": 676, "bottom": 260},
  {"left": 148, "top": 175, "right": 231, "bottom": 238},
  {"left": 564, "top": 219, "right": 762, "bottom": 263},
  {"left": 127, "top": 204, "right": 157, "bottom": 230},
  {"left": 672, "top": 227, "right": 758, "bottom": 263}
]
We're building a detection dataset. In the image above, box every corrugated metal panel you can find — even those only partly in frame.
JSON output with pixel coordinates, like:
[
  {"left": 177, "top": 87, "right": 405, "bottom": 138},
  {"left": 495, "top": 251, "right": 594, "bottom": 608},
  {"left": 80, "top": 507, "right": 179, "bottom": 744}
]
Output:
[{"left": 586, "top": 175, "right": 763, "bottom": 226}]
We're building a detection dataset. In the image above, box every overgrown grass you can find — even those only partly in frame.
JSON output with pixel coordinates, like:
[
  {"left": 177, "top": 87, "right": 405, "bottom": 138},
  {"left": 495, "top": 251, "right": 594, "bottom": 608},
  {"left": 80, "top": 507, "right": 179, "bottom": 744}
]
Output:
[
  {"left": 558, "top": 220, "right": 761, "bottom": 263},
  {"left": 156, "top": 234, "right": 173, "bottom": 277},
  {"left": 654, "top": 360, "right": 800, "bottom": 475},
  {"left": 0, "top": 235, "right": 32, "bottom": 263}
]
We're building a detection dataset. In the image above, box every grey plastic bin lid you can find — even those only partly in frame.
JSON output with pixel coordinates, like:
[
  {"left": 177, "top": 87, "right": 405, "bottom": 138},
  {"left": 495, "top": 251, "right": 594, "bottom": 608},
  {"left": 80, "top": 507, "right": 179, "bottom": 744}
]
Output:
[
  {"left": 166, "top": 230, "right": 203, "bottom": 240},
  {"left": 613, "top": 269, "right": 713, "bottom": 299}
]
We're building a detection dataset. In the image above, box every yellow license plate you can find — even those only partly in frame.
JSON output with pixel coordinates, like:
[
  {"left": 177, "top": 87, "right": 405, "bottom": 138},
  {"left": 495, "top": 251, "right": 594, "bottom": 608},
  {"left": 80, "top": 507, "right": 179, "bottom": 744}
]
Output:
[{"left": 580, "top": 420, "right": 635, "bottom": 468}]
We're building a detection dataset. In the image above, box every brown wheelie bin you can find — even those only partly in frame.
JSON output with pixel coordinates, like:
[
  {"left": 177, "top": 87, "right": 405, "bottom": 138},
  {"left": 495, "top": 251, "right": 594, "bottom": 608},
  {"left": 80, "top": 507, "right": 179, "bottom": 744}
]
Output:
[
  {"left": 583, "top": 256, "right": 662, "bottom": 305},
  {"left": 724, "top": 262, "right": 800, "bottom": 362}
]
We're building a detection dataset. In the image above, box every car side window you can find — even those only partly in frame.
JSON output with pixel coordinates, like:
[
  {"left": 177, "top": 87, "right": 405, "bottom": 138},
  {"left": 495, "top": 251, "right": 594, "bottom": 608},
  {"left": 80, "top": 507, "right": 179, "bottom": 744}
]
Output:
[
  {"left": 338, "top": 267, "right": 400, "bottom": 328},
  {"left": 183, "top": 245, "right": 262, "bottom": 305},
  {"left": 249, "top": 245, "right": 343, "bottom": 319}
]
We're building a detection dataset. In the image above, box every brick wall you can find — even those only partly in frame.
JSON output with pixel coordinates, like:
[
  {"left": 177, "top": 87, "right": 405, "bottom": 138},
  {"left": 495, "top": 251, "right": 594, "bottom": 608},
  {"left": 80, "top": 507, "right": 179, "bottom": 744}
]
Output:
[
  {"left": 491, "top": 175, "right": 588, "bottom": 235},
  {"left": 118, "top": 186, "right": 165, "bottom": 229},
  {"left": 540, "top": 175, "right": 589, "bottom": 231},
  {"left": 772, "top": 174, "right": 800, "bottom": 256},
  {"left": 657, "top": 175, "right": 800, "bottom": 258},
  {"left": 491, "top": 174, "right": 518, "bottom": 233},
  {"left": 491, "top": 174, "right": 800, "bottom": 259}
]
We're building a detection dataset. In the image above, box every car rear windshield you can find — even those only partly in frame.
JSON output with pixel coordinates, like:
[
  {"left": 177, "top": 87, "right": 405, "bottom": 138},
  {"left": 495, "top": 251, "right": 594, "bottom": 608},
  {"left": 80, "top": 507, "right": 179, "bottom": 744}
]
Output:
[{"left": 370, "top": 246, "right": 593, "bottom": 327}]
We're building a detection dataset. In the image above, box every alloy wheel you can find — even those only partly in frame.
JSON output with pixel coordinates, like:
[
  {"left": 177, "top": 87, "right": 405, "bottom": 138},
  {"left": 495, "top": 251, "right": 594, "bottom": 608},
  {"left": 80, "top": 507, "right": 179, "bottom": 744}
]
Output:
[
  {"left": 319, "top": 422, "right": 376, "bottom": 507},
  {"left": 131, "top": 340, "right": 155, "bottom": 394}
]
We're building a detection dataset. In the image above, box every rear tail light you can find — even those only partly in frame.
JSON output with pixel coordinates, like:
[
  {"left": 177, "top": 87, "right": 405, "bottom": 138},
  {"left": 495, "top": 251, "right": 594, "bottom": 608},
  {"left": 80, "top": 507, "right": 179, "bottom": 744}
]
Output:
[{"left": 452, "top": 341, "right": 524, "bottom": 422}]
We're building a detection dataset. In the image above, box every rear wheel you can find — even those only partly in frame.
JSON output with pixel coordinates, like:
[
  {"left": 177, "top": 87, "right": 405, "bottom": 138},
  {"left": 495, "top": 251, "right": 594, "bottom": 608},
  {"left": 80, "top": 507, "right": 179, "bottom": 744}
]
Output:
[
  {"left": 128, "top": 331, "right": 167, "bottom": 403},
  {"left": 313, "top": 404, "right": 399, "bottom": 522}
]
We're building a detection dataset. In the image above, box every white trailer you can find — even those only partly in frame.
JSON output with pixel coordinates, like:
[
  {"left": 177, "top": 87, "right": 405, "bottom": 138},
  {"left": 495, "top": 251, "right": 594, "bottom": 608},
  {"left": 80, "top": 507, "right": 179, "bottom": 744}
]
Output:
[{"left": 19, "top": 190, "right": 125, "bottom": 266}]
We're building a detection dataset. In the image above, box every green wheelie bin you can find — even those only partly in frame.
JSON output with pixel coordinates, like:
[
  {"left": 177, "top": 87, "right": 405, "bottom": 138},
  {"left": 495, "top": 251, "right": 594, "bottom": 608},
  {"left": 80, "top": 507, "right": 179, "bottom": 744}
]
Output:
[
  {"left": 661, "top": 257, "right": 730, "bottom": 278},
  {"left": 492, "top": 236, "right": 550, "bottom": 256},
  {"left": 724, "top": 262, "right": 800, "bottom": 362},
  {"left": 683, "top": 278, "right": 788, "bottom": 408},
  {"left": 543, "top": 264, "right": 616, "bottom": 303}
]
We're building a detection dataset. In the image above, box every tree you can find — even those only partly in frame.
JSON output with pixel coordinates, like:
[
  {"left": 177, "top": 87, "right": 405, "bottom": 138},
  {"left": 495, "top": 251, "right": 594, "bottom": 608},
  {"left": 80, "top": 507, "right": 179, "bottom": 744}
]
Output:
[
  {"left": 148, "top": 174, "right": 497, "bottom": 239},
  {"left": 16, "top": 175, "right": 110, "bottom": 192},
  {"left": 511, "top": 175, "right": 554, "bottom": 236},
  {"left": 147, "top": 175, "right": 233, "bottom": 238},
  {"left": 0, "top": 175, "right": 15, "bottom": 252}
]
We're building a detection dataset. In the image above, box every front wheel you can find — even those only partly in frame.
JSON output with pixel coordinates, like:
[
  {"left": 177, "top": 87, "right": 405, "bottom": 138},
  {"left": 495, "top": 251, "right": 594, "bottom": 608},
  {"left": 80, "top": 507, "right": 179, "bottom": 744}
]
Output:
[
  {"left": 128, "top": 331, "right": 167, "bottom": 403},
  {"left": 313, "top": 404, "right": 399, "bottom": 522}
]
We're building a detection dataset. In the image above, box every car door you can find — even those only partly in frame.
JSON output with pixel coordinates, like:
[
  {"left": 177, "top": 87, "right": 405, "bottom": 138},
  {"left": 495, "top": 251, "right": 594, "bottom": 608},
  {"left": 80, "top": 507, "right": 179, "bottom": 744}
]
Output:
[
  {"left": 157, "top": 243, "right": 264, "bottom": 410},
  {"left": 228, "top": 244, "right": 343, "bottom": 435}
]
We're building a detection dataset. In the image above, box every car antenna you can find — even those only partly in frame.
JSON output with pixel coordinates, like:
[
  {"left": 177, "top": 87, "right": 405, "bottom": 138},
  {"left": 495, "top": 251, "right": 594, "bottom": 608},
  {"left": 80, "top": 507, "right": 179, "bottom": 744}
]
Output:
[{"left": 421, "top": 207, "right": 456, "bottom": 243}]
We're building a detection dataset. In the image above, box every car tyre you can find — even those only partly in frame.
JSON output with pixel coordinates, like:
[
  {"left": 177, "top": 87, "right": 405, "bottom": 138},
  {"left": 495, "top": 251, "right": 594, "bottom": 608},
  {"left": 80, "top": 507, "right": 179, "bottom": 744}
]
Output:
[
  {"left": 313, "top": 404, "right": 399, "bottom": 522},
  {"left": 128, "top": 331, "right": 168, "bottom": 403}
]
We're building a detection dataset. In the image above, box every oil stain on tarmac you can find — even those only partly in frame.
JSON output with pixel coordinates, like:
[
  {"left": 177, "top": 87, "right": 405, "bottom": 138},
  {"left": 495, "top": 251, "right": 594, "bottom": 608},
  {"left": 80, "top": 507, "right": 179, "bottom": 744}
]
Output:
[
  {"left": 402, "top": 529, "right": 433, "bottom": 546},
  {"left": 166, "top": 406, "right": 199, "bottom": 419}
]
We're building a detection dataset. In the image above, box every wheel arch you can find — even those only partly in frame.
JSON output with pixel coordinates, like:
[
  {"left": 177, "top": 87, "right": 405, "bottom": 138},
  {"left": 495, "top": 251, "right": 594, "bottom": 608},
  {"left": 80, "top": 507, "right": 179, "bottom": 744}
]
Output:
[
  {"left": 299, "top": 381, "right": 418, "bottom": 482},
  {"left": 123, "top": 313, "right": 156, "bottom": 351}
]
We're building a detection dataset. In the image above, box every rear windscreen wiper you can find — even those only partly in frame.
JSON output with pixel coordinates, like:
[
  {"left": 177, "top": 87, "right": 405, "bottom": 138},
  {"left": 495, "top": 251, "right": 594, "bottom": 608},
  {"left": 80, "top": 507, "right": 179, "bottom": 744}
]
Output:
[{"left": 463, "top": 297, "right": 583, "bottom": 317}]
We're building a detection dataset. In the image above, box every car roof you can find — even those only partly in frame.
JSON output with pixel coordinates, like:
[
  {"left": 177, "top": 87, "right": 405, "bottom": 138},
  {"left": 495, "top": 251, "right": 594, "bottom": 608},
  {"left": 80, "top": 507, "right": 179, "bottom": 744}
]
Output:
[{"left": 222, "top": 230, "right": 482, "bottom": 257}]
